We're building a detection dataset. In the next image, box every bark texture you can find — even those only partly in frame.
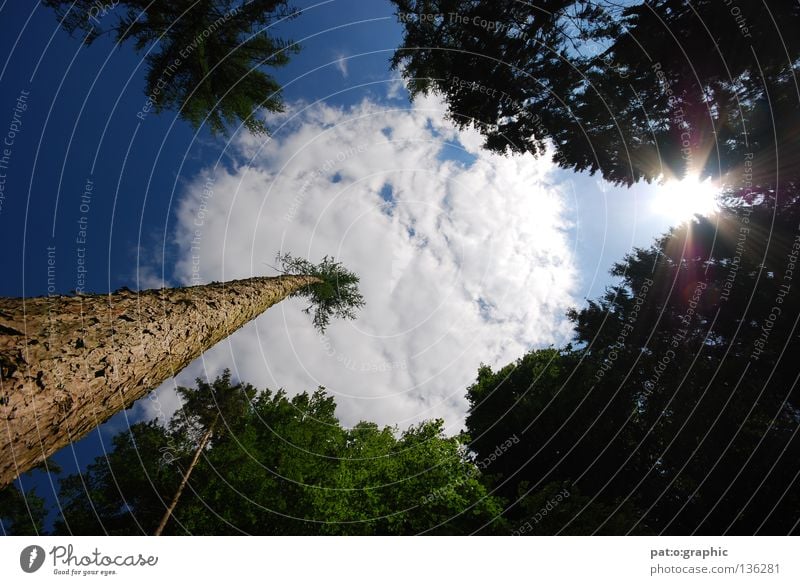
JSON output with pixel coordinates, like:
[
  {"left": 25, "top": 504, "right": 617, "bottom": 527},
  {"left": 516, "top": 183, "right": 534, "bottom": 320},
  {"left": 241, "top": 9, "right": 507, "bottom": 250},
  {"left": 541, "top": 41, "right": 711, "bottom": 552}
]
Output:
[{"left": 0, "top": 275, "right": 319, "bottom": 487}]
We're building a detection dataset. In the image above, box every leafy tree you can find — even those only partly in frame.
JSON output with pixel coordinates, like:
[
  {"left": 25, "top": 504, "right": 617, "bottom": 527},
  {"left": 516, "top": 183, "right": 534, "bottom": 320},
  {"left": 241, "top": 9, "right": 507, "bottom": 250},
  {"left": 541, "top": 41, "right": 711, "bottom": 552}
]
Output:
[
  {"left": 465, "top": 347, "right": 649, "bottom": 534},
  {"left": 568, "top": 191, "right": 800, "bottom": 534},
  {"left": 154, "top": 370, "right": 256, "bottom": 534},
  {"left": 174, "top": 386, "right": 346, "bottom": 535},
  {"left": 466, "top": 191, "right": 800, "bottom": 534},
  {"left": 511, "top": 481, "right": 642, "bottom": 535},
  {"left": 55, "top": 373, "right": 502, "bottom": 535},
  {"left": 311, "top": 420, "right": 504, "bottom": 535},
  {"left": 391, "top": 0, "right": 800, "bottom": 186},
  {"left": 0, "top": 483, "right": 47, "bottom": 535},
  {"left": 55, "top": 420, "right": 177, "bottom": 535},
  {"left": 43, "top": 0, "right": 299, "bottom": 135}
]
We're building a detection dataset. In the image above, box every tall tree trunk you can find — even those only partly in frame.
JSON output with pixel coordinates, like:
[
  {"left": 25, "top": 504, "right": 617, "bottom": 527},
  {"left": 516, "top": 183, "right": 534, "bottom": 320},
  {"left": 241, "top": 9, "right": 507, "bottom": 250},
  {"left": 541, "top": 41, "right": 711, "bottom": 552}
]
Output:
[
  {"left": 0, "top": 275, "right": 319, "bottom": 487},
  {"left": 153, "top": 417, "right": 217, "bottom": 536}
]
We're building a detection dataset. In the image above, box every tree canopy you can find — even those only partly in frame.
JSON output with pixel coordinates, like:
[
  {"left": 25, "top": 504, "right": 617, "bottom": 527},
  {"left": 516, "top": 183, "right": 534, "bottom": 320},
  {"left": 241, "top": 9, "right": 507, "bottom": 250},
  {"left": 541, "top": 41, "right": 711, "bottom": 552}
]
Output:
[
  {"left": 43, "top": 0, "right": 298, "bottom": 135},
  {"left": 54, "top": 373, "right": 502, "bottom": 535},
  {"left": 465, "top": 191, "right": 800, "bottom": 534},
  {"left": 9, "top": 194, "right": 799, "bottom": 535},
  {"left": 391, "top": 0, "right": 800, "bottom": 187},
  {"left": 0, "top": 482, "right": 47, "bottom": 536}
]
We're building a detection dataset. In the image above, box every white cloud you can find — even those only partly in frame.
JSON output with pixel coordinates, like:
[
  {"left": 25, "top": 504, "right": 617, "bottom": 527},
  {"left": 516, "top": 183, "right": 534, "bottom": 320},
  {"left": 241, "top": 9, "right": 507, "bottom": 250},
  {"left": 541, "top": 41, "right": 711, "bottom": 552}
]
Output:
[
  {"left": 143, "top": 94, "right": 579, "bottom": 433},
  {"left": 334, "top": 53, "right": 349, "bottom": 78},
  {"left": 385, "top": 76, "right": 407, "bottom": 101},
  {"left": 135, "top": 264, "right": 168, "bottom": 290}
]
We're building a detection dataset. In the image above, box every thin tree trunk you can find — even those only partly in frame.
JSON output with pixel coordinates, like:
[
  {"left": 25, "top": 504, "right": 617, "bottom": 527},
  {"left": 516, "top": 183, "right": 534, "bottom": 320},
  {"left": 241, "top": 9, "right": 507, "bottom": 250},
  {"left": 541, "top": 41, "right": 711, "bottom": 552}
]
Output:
[
  {"left": 153, "top": 417, "right": 217, "bottom": 536},
  {"left": 0, "top": 275, "right": 319, "bottom": 487}
]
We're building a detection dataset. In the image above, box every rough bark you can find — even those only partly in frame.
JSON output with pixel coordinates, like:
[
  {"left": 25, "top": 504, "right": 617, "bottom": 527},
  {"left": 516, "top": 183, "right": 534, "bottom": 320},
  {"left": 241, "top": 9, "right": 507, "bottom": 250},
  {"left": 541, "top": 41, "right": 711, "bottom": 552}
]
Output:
[{"left": 0, "top": 275, "right": 319, "bottom": 488}]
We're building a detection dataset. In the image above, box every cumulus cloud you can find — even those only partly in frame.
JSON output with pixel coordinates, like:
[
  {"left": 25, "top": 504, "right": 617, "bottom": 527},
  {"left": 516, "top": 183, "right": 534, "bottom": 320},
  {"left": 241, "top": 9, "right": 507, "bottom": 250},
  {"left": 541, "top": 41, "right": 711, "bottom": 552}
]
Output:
[{"left": 136, "top": 92, "right": 579, "bottom": 433}]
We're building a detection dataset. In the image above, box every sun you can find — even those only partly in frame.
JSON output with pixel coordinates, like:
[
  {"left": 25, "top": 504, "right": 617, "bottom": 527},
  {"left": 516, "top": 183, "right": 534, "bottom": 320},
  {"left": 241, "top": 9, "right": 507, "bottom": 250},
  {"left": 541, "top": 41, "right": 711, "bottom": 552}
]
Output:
[{"left": 651, "top": 175, "right": 720, "bottom": 223}]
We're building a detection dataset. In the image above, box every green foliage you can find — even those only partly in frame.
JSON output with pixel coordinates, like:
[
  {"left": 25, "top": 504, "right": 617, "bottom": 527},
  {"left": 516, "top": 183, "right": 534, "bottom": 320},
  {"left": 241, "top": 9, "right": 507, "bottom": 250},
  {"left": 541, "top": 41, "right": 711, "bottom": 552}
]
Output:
[
  {"left": 311, "top": 419, "right": 504, "bottom": 535},
  {"left": 511, "top": 481, "right": 646, "bottom": 535},
  {"left": 162, "top": 386, "right": 346, "bottom": 535},
  {"left": 43, "top": 0, "right": 298, "bottom": 135},
  {"left": 391, "top": 0, "right": 800, "bottom": 186},
  {"left": 56, "top": 420, "right": 180, "bottom": 535},
  {"left": 568, "top": 196, "right": 800, "bottom": 534},
  {"left": 465, "top": 194, "right": 800, "bottom": 534},
  {"left": 170, "top": 369, "right": 257, "bottom": 445},
  {"left": 465, "top": 347, "right": 643, "bottom": 533},
  {"left": 55, "top": 373, "right": 502, "bottom": 535},
  {"left": 47, "top": 196, "right": 800, "bottom": 535},
  {"left": 277, "top": 253, "right": 366, "bottom": 333},
  {"left": 0, "top": 483, "right": 47, "bottom": 535}
]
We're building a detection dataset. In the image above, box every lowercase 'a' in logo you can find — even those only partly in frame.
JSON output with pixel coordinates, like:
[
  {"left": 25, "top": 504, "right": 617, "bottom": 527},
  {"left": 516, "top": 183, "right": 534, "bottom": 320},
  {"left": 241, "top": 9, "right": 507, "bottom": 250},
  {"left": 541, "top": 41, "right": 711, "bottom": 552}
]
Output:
[{"left": 20, "top": 545, "right": 46, "bottom": 573}]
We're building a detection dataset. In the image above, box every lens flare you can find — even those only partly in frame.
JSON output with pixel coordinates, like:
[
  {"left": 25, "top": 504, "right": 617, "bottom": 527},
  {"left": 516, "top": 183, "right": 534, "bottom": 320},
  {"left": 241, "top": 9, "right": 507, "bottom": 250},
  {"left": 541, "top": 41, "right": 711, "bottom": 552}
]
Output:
[{"left": 651, "top": 175, "right": 720, "bottom": 223}]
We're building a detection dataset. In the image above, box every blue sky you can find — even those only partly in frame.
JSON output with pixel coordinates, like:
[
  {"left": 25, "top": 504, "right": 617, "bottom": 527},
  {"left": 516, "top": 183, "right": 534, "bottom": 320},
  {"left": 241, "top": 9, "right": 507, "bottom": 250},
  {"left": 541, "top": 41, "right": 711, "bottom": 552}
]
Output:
[
  {"left": 0, "top": 0, "right": 692, "bottom": 529},
  {"left": 0, "top": 0, "right": 683, "bottom": 302},
  {"left": 0, "top": 0, "right": 406, "bottom": 301}
]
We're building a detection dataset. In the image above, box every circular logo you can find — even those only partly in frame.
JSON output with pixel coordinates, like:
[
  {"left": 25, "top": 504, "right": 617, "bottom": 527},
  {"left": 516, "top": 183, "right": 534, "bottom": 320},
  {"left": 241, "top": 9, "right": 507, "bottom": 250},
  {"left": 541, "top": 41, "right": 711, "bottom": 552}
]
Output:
[{"left": 19, "top": 545, "right": 45, "bottom": 573}]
